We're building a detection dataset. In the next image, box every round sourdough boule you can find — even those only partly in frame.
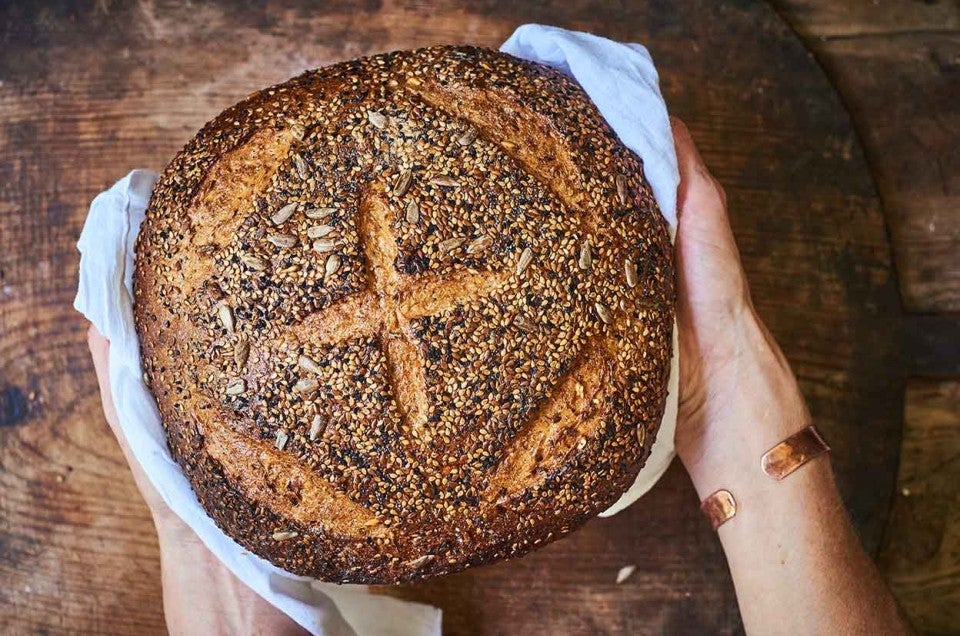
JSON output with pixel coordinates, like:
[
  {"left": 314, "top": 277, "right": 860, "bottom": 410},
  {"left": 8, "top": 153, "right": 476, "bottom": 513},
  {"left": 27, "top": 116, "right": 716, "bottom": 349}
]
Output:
[{"left": 133, "top": 45, "right": 675, "bottom": 583}]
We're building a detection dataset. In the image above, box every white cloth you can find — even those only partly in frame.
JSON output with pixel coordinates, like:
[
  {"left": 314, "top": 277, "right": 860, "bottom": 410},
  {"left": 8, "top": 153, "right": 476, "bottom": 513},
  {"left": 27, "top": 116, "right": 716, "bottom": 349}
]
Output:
[
  {"left": 501, "top": 24, "right": 679, "bottom": 233},
  {"left": 73, "top": 24, "right": 678, "bottom": 636}
]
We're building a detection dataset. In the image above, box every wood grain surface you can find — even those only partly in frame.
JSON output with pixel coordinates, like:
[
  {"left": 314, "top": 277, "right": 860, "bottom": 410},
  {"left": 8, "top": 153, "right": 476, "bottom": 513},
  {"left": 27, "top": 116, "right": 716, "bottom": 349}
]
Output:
[
  {"left": 773, "top": 0, "right": 960, "bottom": 313},
  {"left": 879, "top": 380, "right": 960, "bottom": 635},
  {"left": 773, "top": 4, "right": 960, "bottom": 630},
  {"left": 0, "top": 0, "right": 907, "bottom": 634}
]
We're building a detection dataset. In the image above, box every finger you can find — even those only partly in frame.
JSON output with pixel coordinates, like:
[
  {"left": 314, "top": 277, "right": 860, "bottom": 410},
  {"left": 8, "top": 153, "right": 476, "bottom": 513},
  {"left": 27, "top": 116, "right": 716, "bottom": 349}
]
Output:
[
  {"left": 87, "top": 323, "right": 167, "bottom": 510},
  {"left": 88, "top": 326, "right": 141, "bottom": 472},
  {"left": 670, "top": 120, "right": 750, "bottom": 313},
  {"left": 671, "top": 117, "right": 727, "bottom": 220},
  {"left": 88, "top": 324, "right": 124, "bottom": 440},
  {"left": 670, "top": 116, "right": 704, "bottom": 178}
]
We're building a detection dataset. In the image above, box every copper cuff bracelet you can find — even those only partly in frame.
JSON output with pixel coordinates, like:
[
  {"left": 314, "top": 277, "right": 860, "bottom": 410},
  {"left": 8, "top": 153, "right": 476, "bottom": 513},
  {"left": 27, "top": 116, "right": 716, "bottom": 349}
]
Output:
[
  {"left": 760, "top": 425, "right": 830, "bottom": 480},
  {"left": 700, "top": 489, "right": 737, "bottom": 530},
  {"left": 699, "top": 425, "right": 830, "bottom": 530}
]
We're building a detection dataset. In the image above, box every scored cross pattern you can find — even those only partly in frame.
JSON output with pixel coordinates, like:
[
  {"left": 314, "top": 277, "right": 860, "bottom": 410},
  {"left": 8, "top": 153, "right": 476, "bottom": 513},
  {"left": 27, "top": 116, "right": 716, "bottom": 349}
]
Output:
[{"left": 292, "top": 194, "right": 512, "bottom": 439}]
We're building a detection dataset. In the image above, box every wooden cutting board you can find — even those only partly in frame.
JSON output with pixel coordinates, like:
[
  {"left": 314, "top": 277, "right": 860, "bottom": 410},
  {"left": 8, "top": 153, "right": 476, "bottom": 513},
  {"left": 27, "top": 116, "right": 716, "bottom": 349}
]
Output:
[{"left": 0, "top": 0, "right": 902, "bottom": 633}]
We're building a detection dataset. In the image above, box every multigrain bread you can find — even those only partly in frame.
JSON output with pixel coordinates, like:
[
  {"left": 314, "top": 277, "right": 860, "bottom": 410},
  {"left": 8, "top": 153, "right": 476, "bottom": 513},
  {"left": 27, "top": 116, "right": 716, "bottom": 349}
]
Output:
[{"left": 133, "top": 46, "right": 675, "bottom": 583}]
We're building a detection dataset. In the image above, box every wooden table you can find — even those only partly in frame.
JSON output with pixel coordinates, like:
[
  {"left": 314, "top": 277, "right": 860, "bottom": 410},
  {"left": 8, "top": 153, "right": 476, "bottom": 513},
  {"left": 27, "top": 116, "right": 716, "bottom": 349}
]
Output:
[
  {"left": 0, "top": 0, "right": 937, "bottom": 633},
  {"left": 772, "top": 2, "right": 960, "bottom": 632}
]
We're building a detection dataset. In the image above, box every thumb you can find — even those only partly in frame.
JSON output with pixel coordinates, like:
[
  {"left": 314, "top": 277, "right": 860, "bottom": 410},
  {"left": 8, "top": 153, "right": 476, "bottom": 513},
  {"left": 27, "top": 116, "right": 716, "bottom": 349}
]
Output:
[
  {"left": 671, "top": 117, "right": 729, "bottom": 230},
  {"left": 88, "top": 324, "right": 125, "bottom": 443}
]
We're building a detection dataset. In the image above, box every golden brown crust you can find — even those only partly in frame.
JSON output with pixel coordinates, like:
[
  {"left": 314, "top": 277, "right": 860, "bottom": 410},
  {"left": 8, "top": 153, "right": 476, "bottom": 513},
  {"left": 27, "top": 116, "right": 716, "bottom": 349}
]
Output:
[{"left": 133, "top": 46, "right": 675, "bottom": 583}]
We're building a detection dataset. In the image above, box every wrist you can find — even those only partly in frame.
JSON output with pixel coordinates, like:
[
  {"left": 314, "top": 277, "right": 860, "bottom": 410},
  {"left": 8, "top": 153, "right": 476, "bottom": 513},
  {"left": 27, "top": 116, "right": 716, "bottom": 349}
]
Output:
[{"left": 676, "top": 310, "right": 811, "bottom": 498}]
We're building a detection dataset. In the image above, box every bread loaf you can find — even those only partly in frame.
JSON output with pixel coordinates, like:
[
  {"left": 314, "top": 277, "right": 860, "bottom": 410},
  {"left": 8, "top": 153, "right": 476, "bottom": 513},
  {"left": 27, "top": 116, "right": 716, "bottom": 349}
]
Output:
[{"left": 133, "top": 46, "right": 675, "bottom": 583}]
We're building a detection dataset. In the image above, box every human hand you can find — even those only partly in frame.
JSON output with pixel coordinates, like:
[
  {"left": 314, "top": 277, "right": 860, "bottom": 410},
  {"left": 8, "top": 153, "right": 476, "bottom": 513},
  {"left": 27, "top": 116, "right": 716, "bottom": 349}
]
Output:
[
  {"left": 670, "top": 118, "right": 811, "bottom": 493},
  {"left": 667, "top": 119, "right": 911, "bottom": 635},
  {"left": 87, "top": 325, "right": 305, "bottom": 635},
  {"left": 88, "top": 325, "right": 182, "bottom": 525}
]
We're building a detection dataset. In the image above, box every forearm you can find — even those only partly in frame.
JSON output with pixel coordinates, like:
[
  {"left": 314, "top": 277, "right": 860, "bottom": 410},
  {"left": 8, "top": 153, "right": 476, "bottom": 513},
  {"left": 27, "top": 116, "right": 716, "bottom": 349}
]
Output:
[
  {"left": 679, "top": 313, "right": 909, "bottom": 635},
  {"left": 155, "top": 517, "right": 306, "bottom": 636}
]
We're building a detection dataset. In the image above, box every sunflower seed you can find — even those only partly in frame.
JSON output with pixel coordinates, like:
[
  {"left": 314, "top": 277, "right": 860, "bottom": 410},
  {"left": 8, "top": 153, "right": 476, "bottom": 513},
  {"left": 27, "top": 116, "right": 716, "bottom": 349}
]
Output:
[
  {"left": 295, "top": 377, "right": 318, "bottom": 395},
  {"left": 625, "top": 258, "right": 638, "bottom": 288},
  {"left": 430, "top": 175, "right": 460, "bottom": 188},
  {"left": 438, "top": 237, "right": 464, "bottom": 253},
  {"left": 616, "top": 174, "right": 628, "bottom": 205},
  {"left": 305, "top": 207, "right": 335, "bottom": 220},
  {"left": 290, "top": 123, "right": 305, "bottom": 140},
  {"left": 324, "top": 254, "right": 341, "bottom": 279},
  {"left": 298, "top": 355, "right": 322, "bottom": 374},
  {"left": 406, "top": 76, "right": 422, "bottom": 88},
  {"left": 407, "top": 554, "right": 434, "bottom": 569},
  {"left": 240, "top": 254, "right": 267, "bottom": 271},
  {"left": 217, "top": 304, "right": 234, "bottom": 333},
  {"left": 309, "top": 415, "right": 326, "bottom": 441},
  {"left": 578, "top": 241, "right": 592, "bottom": 270},
  {"left": 275, "top": 430, "right": 289, "bottom": 450},
  {"left": 515, "top": 247, "right": 534, "bottom": 275},
  {"left": 637, "top": 424, "right": 647, "bottom": 447},
  {"left": 616, "top": 564, "right": 637, "bottom": 584},
  {"left": 595, "top": 301, "right": 613, "bottom": 324},
  {"left": 271, "top": 202, "right": 298, "bottom": 225},
  {"left": 457, "top": 127, "right": 478, "bottom": 146},
  {"left": 394, "top": 169, "right": 413, "bottom": 196},
  {"left": 272, "top": 531, "right": 298, "bottom": 541},
  {"left": 309, "top": 238, "right": 335, "bottom": 253},
  {"left": 367, "top": 110, "right": 387, "bottom": 129},
  {"left": 225, "top": 378, "right": 246, "bottom": 396},
  {"left": 405, "top": 199, "right": 420, "bottom": 224},
  {"left": 467, "top": 235, "right": 493, "bottom": 254},
  {"left": 501, "top": 140, "right": 517, "bottom": 150},
  {"left": 234, "top": 338, "right": 250, "bottom": 368},
  {"left": 307, "top": 225, "right": 335, "bottom": 239},
  {"left": 292, "top": 153, "right": 310, "bottom": 180},
  {"left": 267, "top": 233, "right": 297, "bottom": 248}
]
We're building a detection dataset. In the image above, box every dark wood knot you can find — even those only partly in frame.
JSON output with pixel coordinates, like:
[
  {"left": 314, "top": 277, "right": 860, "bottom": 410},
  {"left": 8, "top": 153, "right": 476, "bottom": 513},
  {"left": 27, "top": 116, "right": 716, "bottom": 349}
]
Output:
[{"left": 0, "top": 385, "right": 29, "bottom": 427}]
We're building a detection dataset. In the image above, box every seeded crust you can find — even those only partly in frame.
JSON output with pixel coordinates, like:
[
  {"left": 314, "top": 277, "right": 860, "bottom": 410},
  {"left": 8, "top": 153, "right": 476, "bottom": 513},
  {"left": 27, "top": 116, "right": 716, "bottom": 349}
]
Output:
[{"left": 133, "top": 46, "right": 675, "bottom": 584}]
